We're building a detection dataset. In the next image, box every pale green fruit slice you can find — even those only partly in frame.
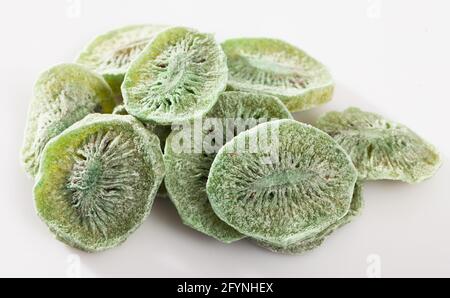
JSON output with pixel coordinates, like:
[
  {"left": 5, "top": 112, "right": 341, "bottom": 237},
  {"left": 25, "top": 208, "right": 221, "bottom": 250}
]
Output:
[
  {"left": 164, "top": 92, "right": 292, "bottom": 243},
  {"left": 76, "top": 24, "right": 168, "bottom": 97},
  {"left": 206, "top": 119, "right": 357, "bottom": 247},
  {"left": 34, "top": 114, "right": 165, "bottom": 252},
  {"left": 21, "top": 63, "right": 116, "bottom": 177},
  {"left": 222, "top": 38, "right": 334, "bottom": 112},
  {"left": 316, "top": 107, "right": 442, "bottom": 183},
  {"left": 122, "top": 27, "right": 228, "bottom": 124},
  {"left": 257, "top": 182, "right": 364, "bottom": 254}
]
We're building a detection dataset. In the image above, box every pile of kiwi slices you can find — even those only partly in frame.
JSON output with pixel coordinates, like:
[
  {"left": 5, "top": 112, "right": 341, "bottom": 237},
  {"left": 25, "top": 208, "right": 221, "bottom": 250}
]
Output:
[{"left": 22, "top": 25, "right": 442, "bottom": 253}]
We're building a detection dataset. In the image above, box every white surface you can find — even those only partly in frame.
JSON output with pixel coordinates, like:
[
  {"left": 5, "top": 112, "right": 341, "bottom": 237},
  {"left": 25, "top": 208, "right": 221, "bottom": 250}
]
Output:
[{"left": 0, "top": 0, "right": 449, "bottom": 278}]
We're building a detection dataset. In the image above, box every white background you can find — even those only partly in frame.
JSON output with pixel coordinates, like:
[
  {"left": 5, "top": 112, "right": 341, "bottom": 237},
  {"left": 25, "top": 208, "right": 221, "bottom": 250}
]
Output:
[{"left": 0, "top": 0, "right": 449, "bottom": 278}]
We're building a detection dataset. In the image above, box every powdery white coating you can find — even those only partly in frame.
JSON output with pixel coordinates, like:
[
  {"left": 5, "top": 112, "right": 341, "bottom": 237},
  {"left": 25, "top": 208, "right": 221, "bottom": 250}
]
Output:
[
  {"left": 164, "top": 92, "right": 292, "bottom": 243},
  {"left": 222, "top": 38, "right": 334, "bottom": 112},
  {"left": 21, "top": 63, "right": 116, "bottom": 177},
  {"left": 257, "top": 182, "right": 364, "bottom": 254},
  {"left": 316, "top": 107, "right": 442, "bottom": 183},
  {"left": 76, "top": 24, "right": 168, "bottom": 96},
  {"left": 122, "top": 27, "right": 228, "bottom": 124},
  {"left": 34, "top": 114, "right": 165, "bottom": 252},
  {"left": 206, "top": 119, "right": 358, "bottom": 247}
]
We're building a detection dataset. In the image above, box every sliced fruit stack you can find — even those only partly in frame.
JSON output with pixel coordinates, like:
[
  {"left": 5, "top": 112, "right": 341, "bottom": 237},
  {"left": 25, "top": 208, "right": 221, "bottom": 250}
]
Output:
[{"left": 22, "top": 25, "right": 442, "bottom": 253}]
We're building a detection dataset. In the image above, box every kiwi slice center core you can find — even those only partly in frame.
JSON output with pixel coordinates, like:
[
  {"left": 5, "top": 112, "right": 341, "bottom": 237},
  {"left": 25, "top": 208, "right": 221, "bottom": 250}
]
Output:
[
  {"left": 246, "top": 55, "right": 301, "bottom": 75},
  {"left": 252, "top": 169, "right": 318, "bottom": 192}
]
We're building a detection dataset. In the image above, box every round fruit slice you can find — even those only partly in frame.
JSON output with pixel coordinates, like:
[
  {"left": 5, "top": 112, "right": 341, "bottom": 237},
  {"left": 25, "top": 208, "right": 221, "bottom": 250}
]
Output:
[
  {"left": 34, "top": 114, "right": 165, "bottom": 252},
  {"left": 316, "top": 107, "right": 442, "bottom": 183},
  {"left": 206, "top": 119, "right": 358, "bottom": 247},
  {"left": 122, "top": 27, "right": 228, "bottom": 124},
  {"left": 164, "top": 92, "right": 292, "bottom": 243},
  {"left": 21, "top": 63, "right": 116, "bottom": 177},
  {"left": 222, "top": 38, "right": 334, "bottom": 112},
  {"left": 257, "top": 182, "right": 364, "bottom": 254},
  {"left": 76, "top": 24, "right": 168, "bottom": 97}
]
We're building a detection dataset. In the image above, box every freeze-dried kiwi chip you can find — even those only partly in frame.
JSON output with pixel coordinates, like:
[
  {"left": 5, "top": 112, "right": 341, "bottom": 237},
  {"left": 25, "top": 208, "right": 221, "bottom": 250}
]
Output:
[
  {"left": 257, "top": 182, "right": 363, "bottom": 254},
  {"left": 222, "top": 38, "right": 334, "bottom": 112},
  {"left": 164, "top": 91, "right": 292, "bottom": 242},
  {"left": 122, "top": 27, "right": 228, "bottom": 124},
  {"left": 206, "top": 119, "right": 358, "bottom": 247},
  {"left": 316, "top": 107, "right": 442, "bottom": 183},
  {"left": 21, "top": 64, "right": 116, "bottom": 177},
  {"left": 77, "top": 24, "right": 168, "bottom": 97},
  {"left": 34, "top": 114, "right": 165, "bottom": 252}
]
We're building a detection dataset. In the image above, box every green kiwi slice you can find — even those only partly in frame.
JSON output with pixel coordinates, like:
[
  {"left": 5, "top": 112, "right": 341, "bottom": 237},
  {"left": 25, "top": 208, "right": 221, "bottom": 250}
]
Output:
[
  {"left": 206, "top": 119, "right": 358, "bottom": 247},
  {"left": 222, "top": 38, "right": 334, "bottom": 112},
  {"left": 34, "top": 114, "right": 165, "bottom": 252},
  {"left": 122, "top": 27, "right": 228, "bottom": 124},
  {"left": 257, "top": 182, "right": 364, "bottom": 254},
  {"left": 164, "top": 91, "right": 292, "bottom": 243},
  {"left": 316, "top": 107, "right": 442, "bottom": 183},
  {"left": 76, "top": 24, "right": 168, "bottom": 97},
  {"left": 21, "top": 63, "right": 116, "bottom": 177}
]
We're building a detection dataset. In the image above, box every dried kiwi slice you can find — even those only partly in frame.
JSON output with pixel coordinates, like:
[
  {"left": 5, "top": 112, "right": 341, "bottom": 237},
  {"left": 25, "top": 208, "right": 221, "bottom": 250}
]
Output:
[
  {"left": 206, "top": 119, "right": 358, "bottom": 247},
  {"left": 257, "top": 182, "right": 364, "bottom": 254},
  {"left": 122, "top": 27, "right": 228, "bottom": 124},
  {"left": 34, "top": 114, "right": 165, "bottom": 252},
  {"left": 316, "top": 107, "right": 442, "bottom": 183},
  {"left": 164, "top": 91, "right": 292, "bottom": 243},
  {"left": 76, "top": 24, "right": 168, "bottom": 97},
  {"left": 222, "top": 38, "right": 334, "bottom": 112},
  {"left": 21, "top": 63, "right": 116, "bottom": 177}
]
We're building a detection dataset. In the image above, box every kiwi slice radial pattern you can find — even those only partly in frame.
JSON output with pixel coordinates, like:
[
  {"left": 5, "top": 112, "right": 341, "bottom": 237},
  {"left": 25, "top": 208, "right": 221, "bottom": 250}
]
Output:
[
  {"left": 122, "top": 27, "right": 228, "bottom": 124},
  {"left": 21, "top": 63, "right": 116, "bottom": 177},
  {"left": 34, "top": 114, "right": 165, "bottom": 252},
  {"left": 316, "top": 107, "right": 442, "bottom": 183},
  {"left": 222, "top": 38, "right": 334, "bottom": 112},
  {"left": 164, "top": 91, "right": 292, "bottom": 243},
  {"left": 257, "top": 182, "right": 364, "bottom": 254},
  {"left": 76, "top": 24, "right": 168, "bottom": 97},
  {"left": 206, "top": 119, "right": 358, "bottom": 247}
]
